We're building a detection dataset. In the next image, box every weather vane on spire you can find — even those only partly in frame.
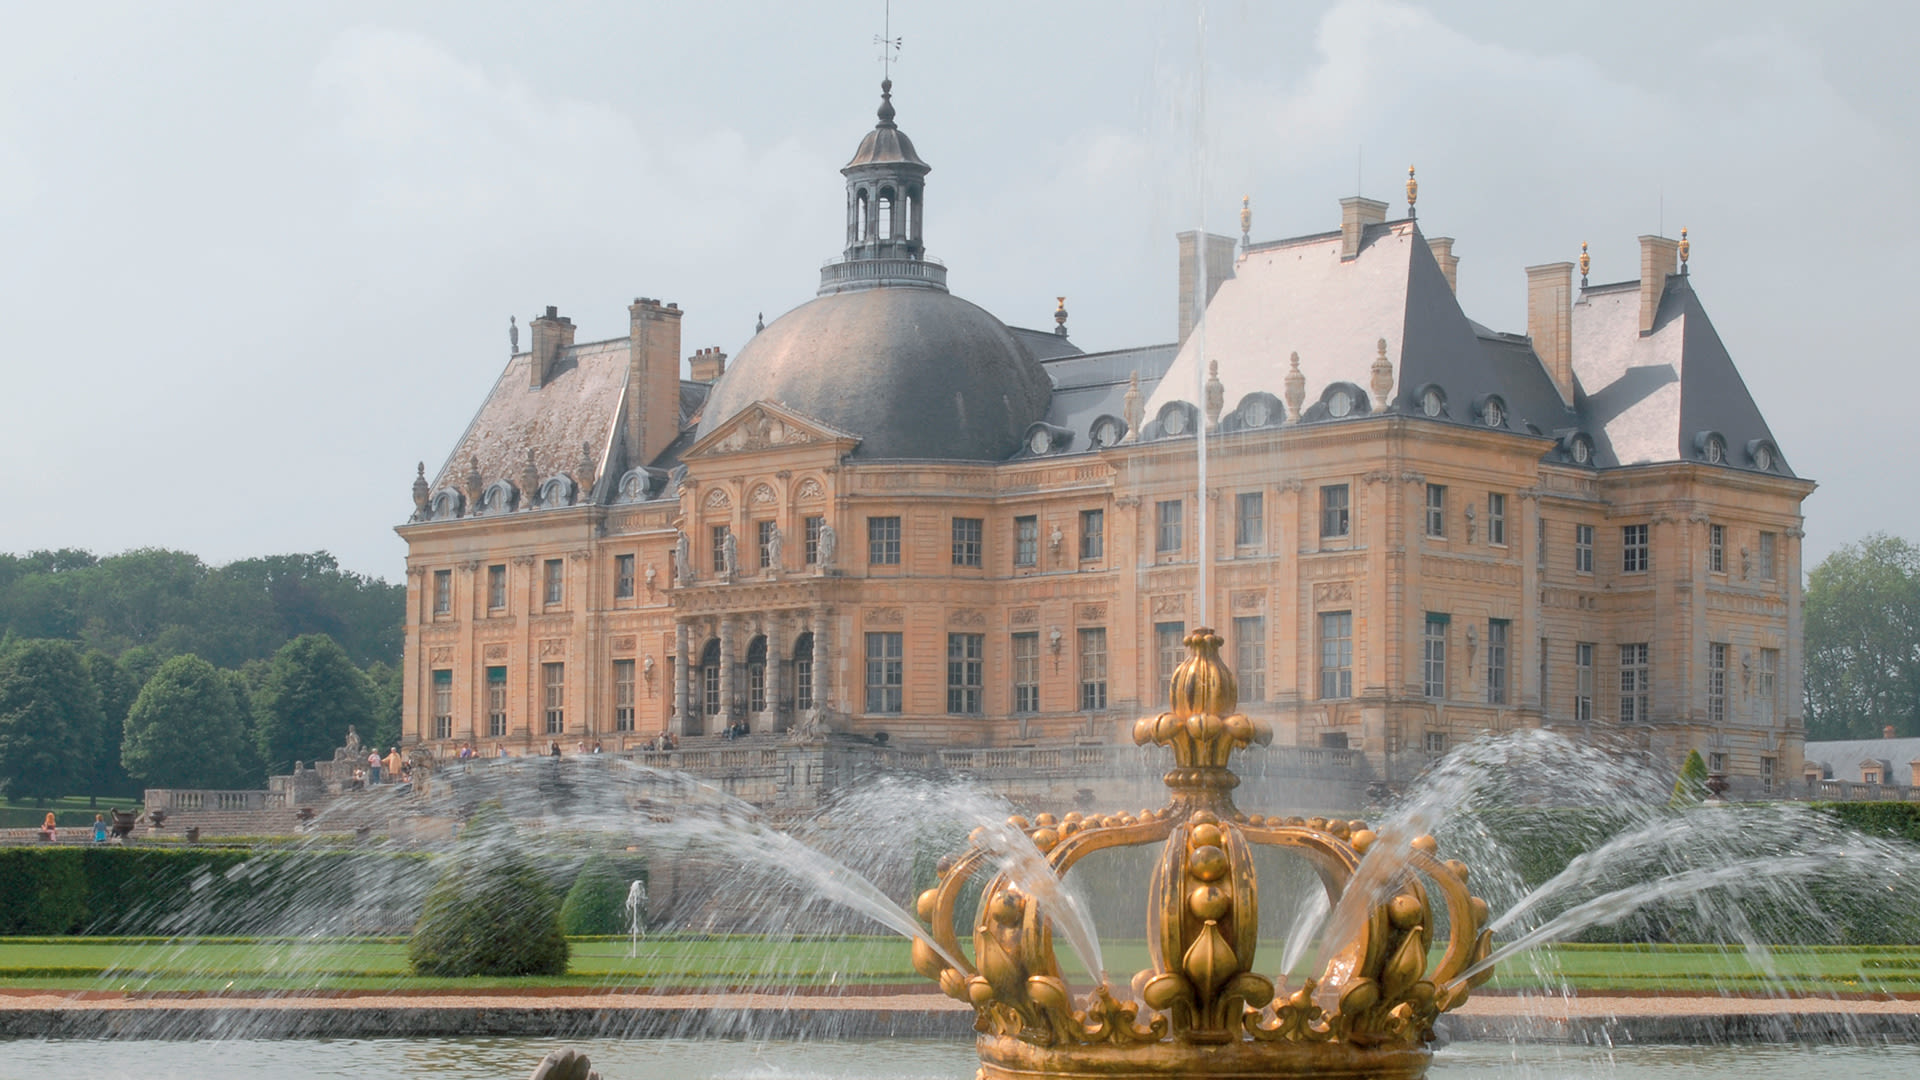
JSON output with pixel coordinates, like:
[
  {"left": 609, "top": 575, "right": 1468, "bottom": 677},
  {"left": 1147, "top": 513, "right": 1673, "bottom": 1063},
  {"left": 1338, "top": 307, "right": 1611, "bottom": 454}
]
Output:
[{"left": 874, "top": 0, "right": 902, "bottom": 80}]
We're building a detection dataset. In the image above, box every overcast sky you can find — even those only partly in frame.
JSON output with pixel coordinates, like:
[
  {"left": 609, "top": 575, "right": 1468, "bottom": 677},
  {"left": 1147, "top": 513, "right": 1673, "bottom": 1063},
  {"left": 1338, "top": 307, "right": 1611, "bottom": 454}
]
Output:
[{"left": 2, "top": 1, "right": 1913, "bottom": 580}]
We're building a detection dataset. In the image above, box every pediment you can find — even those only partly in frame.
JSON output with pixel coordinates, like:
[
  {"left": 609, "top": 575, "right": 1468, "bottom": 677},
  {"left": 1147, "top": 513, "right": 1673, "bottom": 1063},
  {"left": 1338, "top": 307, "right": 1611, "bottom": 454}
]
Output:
[{"left": 685, "top": 400, "right": 861, "bottom": 458}]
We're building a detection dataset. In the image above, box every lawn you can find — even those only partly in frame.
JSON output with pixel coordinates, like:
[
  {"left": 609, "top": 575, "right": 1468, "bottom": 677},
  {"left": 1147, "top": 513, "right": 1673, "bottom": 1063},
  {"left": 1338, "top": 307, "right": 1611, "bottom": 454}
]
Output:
[
  {"left": 2, "top": 937, "right": 1917, "bottom": 996},
  {"left": 0, "top": 795, "right": 143, "bottom": 829}
]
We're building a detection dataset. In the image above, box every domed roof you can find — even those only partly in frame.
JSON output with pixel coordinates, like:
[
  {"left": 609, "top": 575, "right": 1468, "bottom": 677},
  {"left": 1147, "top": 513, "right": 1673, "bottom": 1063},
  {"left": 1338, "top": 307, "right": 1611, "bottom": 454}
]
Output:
[
  {"left": 845, "top": 79, "right": 926, "bottom": 171},
  {"left": 695, "top": 287, "right": 1053, "bottom": 461}
]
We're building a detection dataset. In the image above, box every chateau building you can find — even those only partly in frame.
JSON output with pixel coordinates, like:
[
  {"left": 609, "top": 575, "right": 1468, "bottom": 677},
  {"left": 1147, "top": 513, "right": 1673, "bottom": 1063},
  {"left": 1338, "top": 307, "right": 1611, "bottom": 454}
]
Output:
[{"left": 397, "top": 81, "right": 1811, "bottom": 802}]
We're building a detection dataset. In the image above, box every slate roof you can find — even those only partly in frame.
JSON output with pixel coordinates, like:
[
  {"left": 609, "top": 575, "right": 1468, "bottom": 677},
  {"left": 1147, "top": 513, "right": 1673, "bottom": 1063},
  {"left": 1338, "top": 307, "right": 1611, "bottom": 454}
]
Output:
[
  {"left": 432, "top": 338, "right": 630, "bottom": 499},
  {"left": 1801, "top": 738, "right": 1920, "bottom": 781},
  {"left": 1033, "top": 344, "right": 1178, "bottom": 451}
]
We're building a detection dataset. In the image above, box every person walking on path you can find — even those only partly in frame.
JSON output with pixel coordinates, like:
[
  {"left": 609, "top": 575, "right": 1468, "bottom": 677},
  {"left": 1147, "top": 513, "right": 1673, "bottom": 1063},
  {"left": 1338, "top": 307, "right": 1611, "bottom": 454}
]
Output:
[{"left": 92, "top": 814, "right": 108, "bottom": 843}]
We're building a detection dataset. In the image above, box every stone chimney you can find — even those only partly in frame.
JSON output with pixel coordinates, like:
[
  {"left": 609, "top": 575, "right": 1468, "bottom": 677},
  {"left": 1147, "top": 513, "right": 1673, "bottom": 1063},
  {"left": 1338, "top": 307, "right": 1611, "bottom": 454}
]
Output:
[
  {"left": 1885, "top": 725, "right": 1899, "bottom": 740},
  {"left": 1526, "top": 261, "right": 1576, "bottom": 407},
  {"left": 1638, "top": 235, "right": 1679, "bottom": 334},
  {"left": 689, "top": 347, "right": 727, "bottom": 384},
  {"left": 1176, "top": 230, "right": 1237, "bottom": 347},
  {"left": 1426, "top": 236, "right": 1459, "bottom": 293},
  {"left": 529, "top": 305, "right": 576, "bottom": 390},
  {"left": 627, "top": 298, "right": 684, "bottom": 470},
  {"left": 1340, "top": 196, "right": 1389, "bottom": 259}
]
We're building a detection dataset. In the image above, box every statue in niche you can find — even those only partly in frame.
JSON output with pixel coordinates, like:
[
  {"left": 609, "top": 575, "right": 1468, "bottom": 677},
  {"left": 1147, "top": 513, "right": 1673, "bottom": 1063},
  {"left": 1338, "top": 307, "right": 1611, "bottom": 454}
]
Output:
[
  {"left": 343, "top": 726, "right": 361, "bottom": 755},
  {"left": 721, "top": 530, "right": 738, "bottom": 576},
  {"left": 817, "top": 521, "right": 837, "bottom": 569},
  {"left": 644, "top": 562, "right": 657, "bottom": 595},
  {"left": 1049, "top": 524, "right": 1064, "bottom": 562},
  {"left": 767, "top": 525, "right": 784, "bottom": 572},
  {"left": 1464, "top": 504, "right": 1477, "bottom": 544},
  {"left": 674, "top": 531, "right": 692, "bottom": 584}
]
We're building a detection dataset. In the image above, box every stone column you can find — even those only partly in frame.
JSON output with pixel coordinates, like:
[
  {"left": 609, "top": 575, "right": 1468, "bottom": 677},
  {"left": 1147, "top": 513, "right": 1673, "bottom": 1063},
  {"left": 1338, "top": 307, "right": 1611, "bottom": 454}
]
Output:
[
  {"left": 673, "top": 620, "right": 690, "bottom": 738},
  {"left": 812, "top": 607, "right": 832, "bottom": 721},
  {"left": 719, "top": 615, "right": 737, "bottom": 732},
  {"left": 762, "top": 614, "right": 785, "bottom": 735}
]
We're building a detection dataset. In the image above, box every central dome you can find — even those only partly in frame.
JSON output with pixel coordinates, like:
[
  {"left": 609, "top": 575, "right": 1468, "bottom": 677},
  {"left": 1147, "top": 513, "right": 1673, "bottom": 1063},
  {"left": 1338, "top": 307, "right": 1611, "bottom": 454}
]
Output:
[{"left": 696, "top": 288, "right": 1053, "bottom": 461}]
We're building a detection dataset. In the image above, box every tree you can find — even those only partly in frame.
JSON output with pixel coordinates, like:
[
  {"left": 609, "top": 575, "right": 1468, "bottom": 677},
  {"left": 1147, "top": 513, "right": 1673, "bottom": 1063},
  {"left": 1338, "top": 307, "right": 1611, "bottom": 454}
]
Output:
[
  {"left": 364, "top": 660, "right": 403, "bottom": 752},
  {"left": 252, "top": 634, "right": 374, "bottom": 775},
  {"left": 121, "top": 654, "right": 253, "bottom": 790},
  {"left": 0, "top": 640, "right": 100, "bottom": 800},
  {"left": 408, "top": 806, "right": 569, "bottom": 976},
  {"left": 1670, "top": 749, "right": 1709, "bottom": 806},
  {"left": 81, "top": 651, "right": 139, "bottom": 799},
  {"left": 560, "top": 854, "right": 647, "bottom": 936},
  {"left": 1805, "top": 535, "right": 1920, "bottom": 740}
]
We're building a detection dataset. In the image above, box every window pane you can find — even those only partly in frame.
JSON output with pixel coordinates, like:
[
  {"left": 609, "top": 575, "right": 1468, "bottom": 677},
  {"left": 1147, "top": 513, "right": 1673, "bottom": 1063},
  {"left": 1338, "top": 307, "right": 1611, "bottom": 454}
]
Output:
[
  {"left": 544, "top": 559, "right": 564, "bottom": 604},
  {"left": 615, "top": 554, "right": 635, "bottom": 599},
  {"left": 1318, "top": 611, "right": 1353, "bottom": 699},
  {"left": 1013, "top": 633, "right": 1040, "bottom": 713},
  {"left": 1487, "top": 493, "right": 1506, "bottom": 545},
  {"left": 1426, "top": 485, "right": 1445, "bottom": 538},
  {"left": 1320, "top": 485, "right": 1350, "bottom": 540},
  {"left": 1156, "top": 500, "right": 1183, "bottom": 553},
  {"left": 1422, "top": 614, "right": 1447, "bottom": 698},
  {"left": 866, "top": 632, "right": 903, "bottom": 713},
  {"left": 1015, "top": 516, "right": 1038, "bottom": 566},
  {"left": 1233, "top": 616, "right": 1265, "bottom": 702},
  {"left": 1080, "top": 510, "right": 1104, "bottom": 560},
  {"left": 947, "top": 633, "right": 983, "bottom": 714},
  {"left": 613, "top": 660, "right": 635, "bottom": 732},
  {"left": 1079, "top": 628, "right": 1108, "bottom": 710},
  {"left": 1235, "top": 492, "right": 1264, "bottom": 547},
  {"left": 952, "top": 517, "right": 983, "bottom": 567},
  {"left": 1486, "top": 619, "right": 1508, "bottom": 704},
  {"left": 543, "top": 662, "right": 565, "bottom": 735},
  {"left": 1155, "top": 622, "right": 1186, "bottom": 704},
  {"left": 488, "top": 564, "right": 507, "bottom": 609},
  {"left": 868, "top": 517, "right": 901, "bottom": 565}
]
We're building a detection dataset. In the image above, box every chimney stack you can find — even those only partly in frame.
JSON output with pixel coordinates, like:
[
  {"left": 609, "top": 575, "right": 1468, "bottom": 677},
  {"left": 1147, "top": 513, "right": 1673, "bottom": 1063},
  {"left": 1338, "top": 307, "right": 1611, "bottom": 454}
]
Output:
[
  {"left": 1339, "top": 196, "right": 1389, "bottom": 259},
  {"left": 1526, "top": 261, "right": 1576, "bottom": 407},
  {"left": 1885, "top": 725, "right": 1898, "bottom": 740},
  {"left": 689, "top": 347, "right": 727, "bottom": 384},
  {"left": 627, "top": 298, "right": 684, "bottom": 470},
  {"left": 1426, "top": 236, "right": 1459, "bottom": 293},
  {"left": 1638, "top": 235, "right": 1679, "bottom": 333},
  {"left": 529, "top": 305, "right": 576, "bottom": 389},
  {"left": 1176, "top": 230, "right": 1237, "bottom": 347}
]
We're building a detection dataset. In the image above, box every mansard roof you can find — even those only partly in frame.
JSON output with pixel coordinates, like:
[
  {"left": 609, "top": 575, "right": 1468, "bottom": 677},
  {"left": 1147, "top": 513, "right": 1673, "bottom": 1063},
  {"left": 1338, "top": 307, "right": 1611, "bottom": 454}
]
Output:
[{"left": 430, "top": 338, "right": 630, "bottom": 503}]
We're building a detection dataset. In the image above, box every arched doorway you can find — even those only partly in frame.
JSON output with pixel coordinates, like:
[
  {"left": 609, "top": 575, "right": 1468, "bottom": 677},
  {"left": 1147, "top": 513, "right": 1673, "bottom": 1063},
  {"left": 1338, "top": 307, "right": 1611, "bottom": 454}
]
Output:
[{"left": 692, "top": 638, "right": 719, "bottom": 737}]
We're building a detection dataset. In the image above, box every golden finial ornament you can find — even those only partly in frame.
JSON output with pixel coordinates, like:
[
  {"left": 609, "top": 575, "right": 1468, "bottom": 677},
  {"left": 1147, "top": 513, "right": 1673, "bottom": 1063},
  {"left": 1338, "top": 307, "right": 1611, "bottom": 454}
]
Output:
[
  {"left": 1240, "top": 195, "right": 1252, "bottom": 248},
  {"left": 1579, "top": 241, "right": 1590, "bottom": 287},
  {"left": 1055, "top": 296, "right": 1069, "bottom": 337},
  {"left": 1678, "top": 227, "right": 1689, "bottom": 274},
  {"left": 912, "top": 627, "right": 1495, "bottom": 1080},
  {"left": 1405, "top": 165, "right": 1418, "bottom": 218}
]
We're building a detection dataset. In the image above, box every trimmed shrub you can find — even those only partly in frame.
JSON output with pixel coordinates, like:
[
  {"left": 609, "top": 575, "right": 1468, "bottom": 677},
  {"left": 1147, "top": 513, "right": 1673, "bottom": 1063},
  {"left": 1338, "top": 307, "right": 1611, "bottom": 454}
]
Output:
[
  {"left": 560, "top": 854, "right": 646, "bottom": 936},
  {"left": 1670, "top": 749, "right": 1709, "bottom": 806},
  {"left": 407, "top": 807, "right": 568, "bottom": 976}
]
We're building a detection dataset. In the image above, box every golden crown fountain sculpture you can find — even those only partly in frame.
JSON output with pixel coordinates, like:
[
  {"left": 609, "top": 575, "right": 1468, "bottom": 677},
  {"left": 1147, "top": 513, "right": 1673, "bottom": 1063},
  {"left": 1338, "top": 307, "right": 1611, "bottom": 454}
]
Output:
[{"left": 912, "top": 628, "right": 1494, "bottom": 1079}]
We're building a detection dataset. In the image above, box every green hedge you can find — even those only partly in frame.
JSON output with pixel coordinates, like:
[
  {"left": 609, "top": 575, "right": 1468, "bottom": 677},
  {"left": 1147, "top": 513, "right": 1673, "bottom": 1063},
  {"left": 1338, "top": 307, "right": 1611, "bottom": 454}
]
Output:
[{"left": 1815, "top": 801, "right": 1920, "bottom": 844}]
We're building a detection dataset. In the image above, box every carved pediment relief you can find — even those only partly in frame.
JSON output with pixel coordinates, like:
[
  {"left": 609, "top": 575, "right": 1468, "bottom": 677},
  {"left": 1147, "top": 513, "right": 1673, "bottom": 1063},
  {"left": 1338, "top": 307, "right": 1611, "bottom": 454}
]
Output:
[{"left": 687, "top": 401, "right": 862, "bottom": 459}]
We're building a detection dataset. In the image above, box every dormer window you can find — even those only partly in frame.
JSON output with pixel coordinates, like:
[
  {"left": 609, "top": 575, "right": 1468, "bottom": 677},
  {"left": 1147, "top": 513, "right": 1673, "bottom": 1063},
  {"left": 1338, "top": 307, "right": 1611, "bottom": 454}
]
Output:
[
  {"left": 1243, "top": 397, "right": 1272, "bottom": 427},
  {"left": 1706, "top": 436, "right": 1725, "bottom": 464},
  {"left": 1421, "top": 389, "right": 1443, "bottom": 417},
  {"left": 1029, "top": 428, "right": 1052, "bottom": 455},
  {"left": 1328, "top": 389, "right": 1354, "bottom": 418},
  {"left": 1571, "top": 435, "right": 1593, "bottom": 465},
  {"left": 1481, "top": 397, "right": 1505, "bottom": 428},
  {"left": 1163, "top": 407, "right": 1189, "bottom": 436},
  {"left": 1748, "top": 439, "right": 1778, "bottom": 472},
  {"left": 1090, "top": 416, "right": 1123, "bottom": 448}
]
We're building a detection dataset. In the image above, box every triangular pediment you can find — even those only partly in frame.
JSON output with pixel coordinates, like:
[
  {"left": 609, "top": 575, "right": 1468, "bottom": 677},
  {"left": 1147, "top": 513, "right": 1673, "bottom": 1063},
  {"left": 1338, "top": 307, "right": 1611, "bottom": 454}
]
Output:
[{"left": 685, "top": 400, "right": 862, "bottom": 459}]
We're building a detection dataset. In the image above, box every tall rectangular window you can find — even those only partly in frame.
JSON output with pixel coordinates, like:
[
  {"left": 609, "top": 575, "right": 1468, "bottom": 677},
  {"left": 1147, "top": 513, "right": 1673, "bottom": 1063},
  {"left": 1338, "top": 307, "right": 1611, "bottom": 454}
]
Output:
[
  {"left": 1319, "top": 611, "right": 1354, "bottom": 699},
  {"left": 1233, "top": 616, "right": 1266, "bottom": 702},
  {"left": 947, "top": 633, "right": 984, "bottom": 714},
  {"left": 1078, "top": 628, "right": 1108, "bottom": 710},
  {"left": 703, "top": 654, "right": 720, "bottom": 717},
  {"left": 749, "top": 649, "right": 767, "bottom": 712},
  {"left": 1487, "top": 493, "right": 1507, "bottom": 546},
  {"left": 1320, "top": 484, "right": 1350, "bottom": 541},
  {"left": 1486, "top": 619, "right": 1509, "bottom": 705},
  {"left": 1623, "top": 524, "right": 1649, "bottom": 572},
  {"left": 1575, "top": 643, "right": 1594, "bottom": 722},
  {"left": 488, "top": 564, "right": 507, "bottom": 610},
  {"left": 1708, "top": 524, "right": 1725, "bottom": 574},
  {"left": 486, "top": 666, "right": 507, "bottom": 738},
  {"left": 615, "top": 554, "right": 636, "bottom": 599},
  {"left": 796, "top": 643, "right": 814, "bottom": 712},
  {"left": 1155, "top": 622, "right": 1187, "bottom": 704},
  {"left": 432, "top": 569, "right": 451, "bottom": 615},
  {"left": 952, "top": 517, "right": 983, "bottom": 567},
  {"left": 543, "top": 662, "right": 566, "bottom": 735},
  {"left": 1426, "top": 484, "right": 1446, "bottom": 538},
  {"left": 1536, "top": 518, "right": 1547, "bottom": 570},
  {"left": 613, "top": 660, "right": 635, "bottom": 732},
  {"left": 1758, "top": 648, "right": 1779, "bottom": 724},
  {"left": 1156, "top": 500, "right": 1184, "bottom": 554},
  {"left": 1422, "top": 614, "right": 1448, "bottom": 698},
  {"left": 758, "top": 521, "right": 777, "bottom": 569},
  {"left": 1619, "top": 643, "right": 1649, "bottom": 724},
  {"left": 868, "top": 516, "right": 901, "bottom": 565},
  {"left": 1015, "top": 515, "right": 1038, "bottom": 567},
  {"left": 1235, "top": 492, "right": 1264, "bottom": 548},
  {"left": 1759, "top": 532, "right": 1778, "bottom": 582},
  {"left": 865, "top": 632, "right": 903, "bottom": 713},
  {"left": 804, "top": 516, "right": 823, "bottom": 565},
  {"left": 432, "top": 668, "right": 453, "bottom": 740},
  {"left": 711, "top": 525, "right": 730, "bottom": 573},
  {"left": 543, "top": 559, "right": 564, "bottom": 605},
  {"left": 1012, "top": 633, "right": 1040, "bottom": 713},
  {"left": 1575, "top": 524, "right": 1594, "bottom": 574},
  {"left": 1080, "top": 509, "right": 1104, "bottom": 560},
  {"left": 1539, "top": 636, "right": 1551, "bottom": 706},
  {"left": 1708, "top": 642, "right": 1727, "bottom": 724},
  {"left": 1761, "top": 756, "right": 1777, "bottom": 793}
]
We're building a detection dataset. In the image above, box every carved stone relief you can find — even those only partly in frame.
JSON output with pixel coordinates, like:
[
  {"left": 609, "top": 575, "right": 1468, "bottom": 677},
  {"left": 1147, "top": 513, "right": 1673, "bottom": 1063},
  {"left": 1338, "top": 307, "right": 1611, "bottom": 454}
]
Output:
[
  {"left": 949, "top": 609, "right": 987, "bottom": 627},
  {"left": 1150, "top": 594, "right": 1186, "bottom": 616},
  {"left": 1311, "top": 581, "right": 1354, "bottom": 605},
  {"left": 1076, "top": 603, "right": 1106, "bottom": 622},
  {"left": 1011, "top": 607, "right": 1039, "bottom": 625},
  {"left": 866, "top": 608, "right": 904, "bottom": 625},
  {"left": 482, "top": 643, "right": 509, "bottom": 661},
  {"left": 428, "top": 646, "right": 454, "bottom": 664},
  {"left": 611, "top": 635, "right": 637, "bottom": 653},
  {"left": 538, "top": 638, "right": 567, "bottom": 658}
]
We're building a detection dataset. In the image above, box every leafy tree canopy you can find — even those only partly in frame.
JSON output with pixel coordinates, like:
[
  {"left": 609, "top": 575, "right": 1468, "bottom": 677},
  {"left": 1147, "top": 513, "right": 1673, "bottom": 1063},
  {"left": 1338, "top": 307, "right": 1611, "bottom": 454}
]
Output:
[
  {"left": 253, "top": 634, "right": 375, "bottom": 775},
  {"left": 0, "top": 639, "right": 101, "bottom": 800},
  {"left": 1805, "top": 534, "right": 1920, "bottom": 740},
  {"left": 121, "top": 654, "right": 254, "bottom": 790}
]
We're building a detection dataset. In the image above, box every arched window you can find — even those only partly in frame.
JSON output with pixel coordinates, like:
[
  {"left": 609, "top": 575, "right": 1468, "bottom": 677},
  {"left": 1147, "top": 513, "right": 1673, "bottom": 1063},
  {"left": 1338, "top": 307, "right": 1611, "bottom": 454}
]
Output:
[
  {"left": 855, "top": 191, "right": 869, "bottom": 242},
  {"left": 699, "top": 639, "right": 721, "bottom": 730},
  {"left": 877, "top": 187, "right": 895, "bottom": 240},
  {"left": 747, "top": 635, "right": 768, "bottom": 713},
  {"left": 902, "top": 192, "right": 915, "bottom": 240},
  {"left": 794, "top": 632, "right": 815, "bottom": 712}
]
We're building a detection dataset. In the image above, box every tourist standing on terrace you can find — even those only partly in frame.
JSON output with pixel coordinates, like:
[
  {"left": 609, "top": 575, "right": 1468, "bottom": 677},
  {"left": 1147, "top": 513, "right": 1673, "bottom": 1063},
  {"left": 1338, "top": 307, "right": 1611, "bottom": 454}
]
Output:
[
  {"left": 92, "top": 814, "right": 107, "bottom": 843},
  {"left": 40, "top": 813, "right": 56, "bottom": 841},
  {"left": 367, "top": 749, "right": 382, "bottom": 785},
  {"left": 384, "top": 746, "right": 402, "bottom": 780}
]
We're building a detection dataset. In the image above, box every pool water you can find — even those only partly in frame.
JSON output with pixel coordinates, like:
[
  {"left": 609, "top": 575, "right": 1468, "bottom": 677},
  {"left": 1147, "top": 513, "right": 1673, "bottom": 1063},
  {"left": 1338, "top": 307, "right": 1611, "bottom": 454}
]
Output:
[{"left": 1, "top": 1038, "right": 1915, "bottom": 1080}]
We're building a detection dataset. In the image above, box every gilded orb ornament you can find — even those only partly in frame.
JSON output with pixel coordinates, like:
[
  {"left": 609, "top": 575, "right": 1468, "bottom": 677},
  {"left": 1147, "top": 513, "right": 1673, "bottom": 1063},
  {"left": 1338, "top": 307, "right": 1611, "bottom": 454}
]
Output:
[{"left": 915, "top": 627, "right": 1495, "bottom": 1080}]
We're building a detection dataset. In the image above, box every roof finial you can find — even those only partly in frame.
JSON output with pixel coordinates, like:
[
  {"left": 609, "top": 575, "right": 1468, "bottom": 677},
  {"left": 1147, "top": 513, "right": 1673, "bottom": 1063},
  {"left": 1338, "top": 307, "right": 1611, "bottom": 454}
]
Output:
[
  {"left": 755, "top": 311, "right": 765, "bottom": 334},
  {"left": 509, "top": 315, "right": 519, "bottom": 356},
  {"left": 1284, "top": 352, "right": 1306, "bottom": 423},
  {"left": 1678, "top": 226, "right": 1690, "bottom": 275},
  {"left": 873, "top": 0, "right": 902, "bottom": 119},
  {"left": 1054, "top": 296, "right": 1069, "bottom": 337},
  {"left": 1406, "top": 165, "right": 1418, "bottom": 219},
  {"left": 1239, "top": 195, "right": 1252, "bottom": 250},
  {"left": 1204, "top": 358, "right": 1225, "bottom": 429},
  {"left": 1579, "top": 241, "right": 1590, "bottom": 287}
]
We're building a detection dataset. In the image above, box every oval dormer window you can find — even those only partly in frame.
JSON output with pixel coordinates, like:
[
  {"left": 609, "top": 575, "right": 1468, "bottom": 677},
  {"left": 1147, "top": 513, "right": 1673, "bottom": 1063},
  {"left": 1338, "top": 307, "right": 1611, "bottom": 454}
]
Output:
[
  {"left": 1422, "top": 389, "right": 1443, "bottom": 417},
  {"left": 1243, "top": 398, "right": 1271, "bottom": 428},
  {"left": 1029, "top": 429, "right": 1052, "bottom": 455},
  {"left": 1705, "top": 435, "right": 1726, "bottom": 464},
  {"left": 1754, "top": 444, "right": 1774, "bottom": 472},
  {"left": 1482, "top": 398, "right": 1505, "bottom": 428},
  {"left": 1164, "top": 408, "right": 1188, "bottom": 436},
  {"left": 1328, "top": 390, "right": 1353, "bottom": 418},
  {"left": 1090, "top": 418, "right": 1120, "bottom": 448},
  {"left": 1572, "top": 437, "right": 1592, "bottom": 465}
]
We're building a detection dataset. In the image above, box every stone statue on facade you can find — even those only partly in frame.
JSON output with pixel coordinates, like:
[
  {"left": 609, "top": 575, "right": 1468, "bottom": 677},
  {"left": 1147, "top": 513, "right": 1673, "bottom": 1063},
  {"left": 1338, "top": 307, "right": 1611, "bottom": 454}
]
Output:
[
  {"left": 817, "top": 521, "right": 837, "bottom": 569},
  {"left": 343, "top": 725, "right": 361, "bottom": 755},
  {"left": 721, "top": 530, "right": 738, "bottom": 577},
  {"left": 766, "top": 525, "right": 784, "bottom": 572},
  {"left": 674, "top": 530, "right": 692, "bottom": 584}
]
